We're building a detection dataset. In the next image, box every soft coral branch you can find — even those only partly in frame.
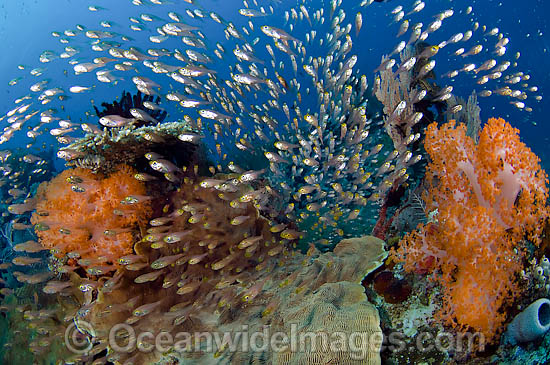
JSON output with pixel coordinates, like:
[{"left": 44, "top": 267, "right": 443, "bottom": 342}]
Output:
[
  {"left": 30, "top": 165, "right": 151, "bottom": 263},
  {"left": 392, "top": 118, "right": 549, "bottom": 342}
]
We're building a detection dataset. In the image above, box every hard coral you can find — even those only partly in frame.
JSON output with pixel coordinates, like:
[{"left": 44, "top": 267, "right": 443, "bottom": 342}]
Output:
[
  {"left": 66, "top": 161, "right": 386, "bottom": 364},
  {"left": 83, "top": 234, "right": 385, "bottom": 365},
  {"left": 392, "top": 118, "right": 549, "bottom": 342},
  {"left": 213, "top": 235, "right": 386, "bottom": 364},
  {"left": 62, "top": 121, "right": 202, "bottom": 175},
  {"left": 30, "top": 165, "right": 151, "bottom": 262},
  {"left": 272, "top": 281, "right": 382, "bottom": 365}
]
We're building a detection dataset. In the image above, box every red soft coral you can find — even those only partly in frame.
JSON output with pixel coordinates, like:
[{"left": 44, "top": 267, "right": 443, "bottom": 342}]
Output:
[
  {"left": 392, "top": 118, "right": 548, "bottom": 342},
  {"left": 31, "top": 165, "right": 151, "bottom": 262}
]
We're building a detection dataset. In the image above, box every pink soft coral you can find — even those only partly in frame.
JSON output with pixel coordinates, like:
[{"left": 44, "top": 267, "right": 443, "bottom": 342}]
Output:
[
  {"left": 31, "top": 165, "right": 151, "bottom": 262},
  {"left": 392, "top": 118, "right": 548, "bottom": 342}
]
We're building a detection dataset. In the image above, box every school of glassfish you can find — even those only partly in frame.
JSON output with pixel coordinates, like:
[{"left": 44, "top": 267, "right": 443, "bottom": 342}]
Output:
[{"left": 0, "top": 0, "right": 545, "bottom": 363}]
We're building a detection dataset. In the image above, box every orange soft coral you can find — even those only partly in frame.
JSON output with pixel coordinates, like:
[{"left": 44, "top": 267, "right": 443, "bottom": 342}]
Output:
[
  {"left": 392, "top": 118, "right": 548, "bottom": 342},
  {"left": 31, "top": 165, "right": 151, "bottom": 262}
]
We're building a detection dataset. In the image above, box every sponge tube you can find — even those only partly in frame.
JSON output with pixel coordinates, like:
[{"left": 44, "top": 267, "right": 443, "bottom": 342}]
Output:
[{"left": 507, "top": 298, "right": 550, "bottom": 344}]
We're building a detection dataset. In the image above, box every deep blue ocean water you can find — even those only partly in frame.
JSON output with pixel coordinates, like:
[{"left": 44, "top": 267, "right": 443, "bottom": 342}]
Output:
[{"left": 0, "top": 0, "right": 548, "bottom": 168}]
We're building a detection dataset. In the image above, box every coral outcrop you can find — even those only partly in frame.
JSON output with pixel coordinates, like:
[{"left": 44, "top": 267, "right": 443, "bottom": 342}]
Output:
[
  {"left": 65, "top": 214, "right": 386, "bottom": 365},
  {"left": 157, "top": 235, "right": 387, "bottom": 365},
  {"left": 59, "top": 121, "right": 202, "bottom": 174}
]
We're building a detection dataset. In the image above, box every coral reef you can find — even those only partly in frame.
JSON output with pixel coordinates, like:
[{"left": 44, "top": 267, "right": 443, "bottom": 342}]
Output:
[
  {"left": 521, "top": 255, "right": 550, "bottom": 297},
  {"left": 140, "top": 235, "right": 386, "bottom": 365},
  {"left": 30, "top": 165, "right": 151, "bottom": 263},
  {"left": 392, "top": 117, "right": 549, "bottom": 342},
  {"left": 12, "top": 162, "right": 389, "bottom": 365},
  {"left": 493, "top": 325, "right": 550, "bottom": 363},
  {"left": 363, "top": 258, "right": 452, "bottom": 364},
  {"left": 54, "top": 173, "right": 303, "bottom": 364},
  {"left": 1, "top": 0, "right": 547, "bottom": 363},
  {"left": 58, "top": 121, "right": 204, "bottom": 175}
]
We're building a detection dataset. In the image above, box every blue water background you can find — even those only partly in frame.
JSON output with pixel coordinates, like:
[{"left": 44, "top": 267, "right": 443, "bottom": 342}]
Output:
[{"left": 0, "top": 0, "right": 548, "bottom": 169}]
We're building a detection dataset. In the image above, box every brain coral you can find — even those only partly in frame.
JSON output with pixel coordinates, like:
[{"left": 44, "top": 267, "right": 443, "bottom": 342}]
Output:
[
  {"left": 30, "top": 165, "right": 151, "bottom": 263},
  {"left": 207, "top": 235, "right": 386, "bottom": 365},
  {"left": 272, "top": 281, "right": 382, "bottom": 365}
]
